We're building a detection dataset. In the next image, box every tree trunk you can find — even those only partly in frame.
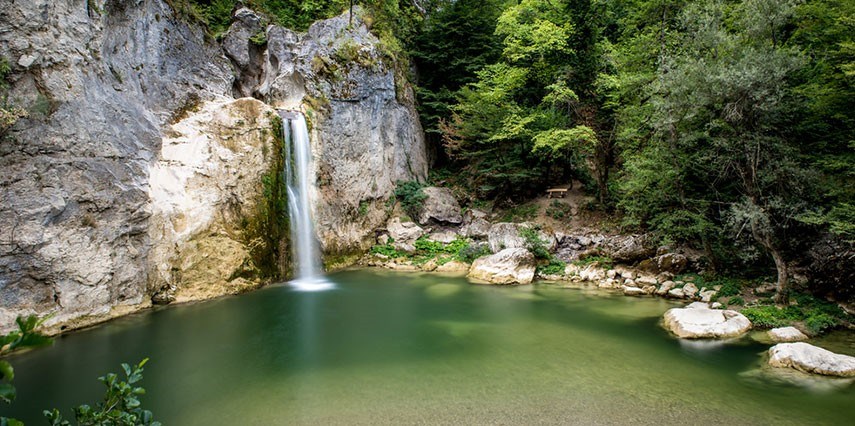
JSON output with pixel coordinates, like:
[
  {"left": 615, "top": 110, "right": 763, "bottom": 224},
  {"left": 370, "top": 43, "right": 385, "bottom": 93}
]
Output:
[{"left": 770, "top": 247, "right": 789, "bottom": 304}]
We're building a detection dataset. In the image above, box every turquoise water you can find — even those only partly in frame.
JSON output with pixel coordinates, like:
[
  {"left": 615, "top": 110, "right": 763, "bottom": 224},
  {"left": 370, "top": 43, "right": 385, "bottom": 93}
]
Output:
[{"left": 5, "top": 269, "right": 855, "bottom": 424}]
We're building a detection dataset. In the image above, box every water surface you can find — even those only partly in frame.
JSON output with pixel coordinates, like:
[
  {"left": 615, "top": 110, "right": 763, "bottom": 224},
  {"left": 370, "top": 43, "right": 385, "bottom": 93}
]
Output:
[{"left": 7, "top": 269, "right": 854, "bottom": 424}]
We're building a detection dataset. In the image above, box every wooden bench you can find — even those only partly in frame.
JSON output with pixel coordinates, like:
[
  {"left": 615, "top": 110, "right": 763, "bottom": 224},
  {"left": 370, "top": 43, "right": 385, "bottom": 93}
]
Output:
[{"left": 546, "top": 188, "right": 568, "bottom": 198}]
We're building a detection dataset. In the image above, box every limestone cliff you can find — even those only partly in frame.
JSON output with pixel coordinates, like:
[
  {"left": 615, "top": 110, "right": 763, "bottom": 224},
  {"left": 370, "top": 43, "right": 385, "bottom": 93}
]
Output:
[{"left": 0, "top": 1, "right": 427, "bottom": 333}]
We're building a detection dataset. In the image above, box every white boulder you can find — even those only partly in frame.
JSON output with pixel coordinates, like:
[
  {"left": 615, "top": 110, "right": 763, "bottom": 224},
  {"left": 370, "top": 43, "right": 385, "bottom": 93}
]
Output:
[
  {"left": 663, "top": 302, "right": 752, "bottom": 339},
  {"left": 768, "top": 342, "right": 855, "bottom": 377},
  {"left": 768, "top": 327, "right": 808, "bottom": 343},
  {"left": 468, "top": 248, "right": 536, "bottom": 285}
]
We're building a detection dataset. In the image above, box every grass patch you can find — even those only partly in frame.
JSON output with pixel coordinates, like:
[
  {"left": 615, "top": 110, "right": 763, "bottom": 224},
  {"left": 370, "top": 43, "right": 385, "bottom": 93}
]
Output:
[
  {"left": 537, "top": 258, "right": 566, "bottom": 276},
  {"left": 545, "top": 200, "right": 572, "bottom": 220}
]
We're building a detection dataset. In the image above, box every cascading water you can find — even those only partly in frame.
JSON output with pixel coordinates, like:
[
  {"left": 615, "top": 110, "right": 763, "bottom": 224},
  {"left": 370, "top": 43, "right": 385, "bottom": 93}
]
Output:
[{"left": 280, "top": 110, "right": 333, "bottom": 291}]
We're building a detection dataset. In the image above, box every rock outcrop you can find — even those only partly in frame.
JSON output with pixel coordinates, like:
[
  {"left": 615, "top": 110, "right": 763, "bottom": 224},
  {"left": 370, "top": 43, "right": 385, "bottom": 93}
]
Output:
[
  {"left": 242, "top": 7, "right": 428, "bottom": 254},
  {"left": 768, "top": 342, "right": 855, "bottom": 377},
  {"left": 663, "top": 302, "right": 752, "bottom": 339},
  {"left": 0, "top": 0, "right": 231, "bottom": 332},
  {"left": 147, "top": 98, "right": 279, "bottom": 303},
  {"left": 487, "top": 223, "right": 556, "bottom": 254},
  {"left": 417, "top": 187, "right": 462, "bottom": 225},
  {"left": 468, "top": 248, "right": 536, "bottom": 285},
  {"left": 0, "top": 3, "right": 427, "bottom": 332},
  {"left": 386, "top": 217, "right": 424, "bottom": 253}
]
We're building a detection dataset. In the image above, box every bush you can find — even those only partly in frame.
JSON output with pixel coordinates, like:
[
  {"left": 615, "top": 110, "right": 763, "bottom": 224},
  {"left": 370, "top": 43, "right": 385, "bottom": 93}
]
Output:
[
  {"left": 455, "top": 242, "right": 491, "bottom": 263},
  {"left": 545, "top": 200, "right": 572, "bottom": 219},
  {"left": 712, "top": 277, "right": 742, "bottom": 299},
  {"left": 727, "top": 296, "right": 745, "bottom": 306},
  {"left": 572, "top": 255, "right": 614, "bottom": 270},
  {"left": 519, "top": 226, "right": 551, "bottom": 260},
  {"left": 394, "top": 180, "right": 426, "bottom": 218},
  {"left": 498, "top": 203, "right": 539, "bottom": 222},
  {"left": 805, "top": 313, "right": 838, "bottom": 335},
  {"left": 370, "top": 243, "right": 400, "bottom": 257},
  {"left": 45, "top": 359, "right": 160, "bottom": 426},
  {"left": 537, "top": 259, "right": 566, "bottom": 276},
  {"left": 741, "top": 306, "right": 791, "bottom": 329}
]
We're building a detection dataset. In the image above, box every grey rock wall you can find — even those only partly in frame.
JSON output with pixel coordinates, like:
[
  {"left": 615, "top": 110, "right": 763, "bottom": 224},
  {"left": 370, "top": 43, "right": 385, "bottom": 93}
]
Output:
[
  {"left": 0, "top": 0, "right": 231, "bottom": 332},
  {"left": 0, "top": 2, "right": 427, "bottom": 332}
]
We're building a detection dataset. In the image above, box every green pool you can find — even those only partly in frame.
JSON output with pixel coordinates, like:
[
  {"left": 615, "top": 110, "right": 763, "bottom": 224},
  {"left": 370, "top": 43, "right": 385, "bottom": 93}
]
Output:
[{"left": 6, "top": 269, "right": 854, "bottom": 424}]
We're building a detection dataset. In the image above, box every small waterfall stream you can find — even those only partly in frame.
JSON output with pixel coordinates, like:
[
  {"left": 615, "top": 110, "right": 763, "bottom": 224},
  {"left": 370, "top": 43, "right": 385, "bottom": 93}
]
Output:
[{"left": 280, "top": 110, "right": 333, "bottom": 291}]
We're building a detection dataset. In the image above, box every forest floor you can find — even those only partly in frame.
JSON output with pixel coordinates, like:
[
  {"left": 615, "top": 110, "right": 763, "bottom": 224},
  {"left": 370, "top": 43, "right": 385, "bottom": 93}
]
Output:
[{"left": 491, "top": 181, "right": 614, "bottom": 233}]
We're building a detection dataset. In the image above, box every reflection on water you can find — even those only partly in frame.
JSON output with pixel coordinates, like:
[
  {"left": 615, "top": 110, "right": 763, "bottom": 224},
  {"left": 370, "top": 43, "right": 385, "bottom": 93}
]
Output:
[{"left": 6, "top": 269, "right": 855, "bottom": 425}]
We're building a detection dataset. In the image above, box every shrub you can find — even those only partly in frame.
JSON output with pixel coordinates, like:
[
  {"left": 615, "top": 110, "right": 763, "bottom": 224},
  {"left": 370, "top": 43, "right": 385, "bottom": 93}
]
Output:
[
  {"left": 545, "top": 200, "right": 572, "bottom": 219},
  {"left": 498, "top": 203, "right": 539, "bottom": 222},
  {"left": 727, "top": 296, "right": 745, "bottom": 306},
  {"left": 519, "top": 226, "right": 551, "bottom": 260},
  {"left": 711, "top": 277, "right": 742, "bottom": 299},
  {"left": 741, "top": 306, "right": 791, "bottom": 328},
  {"left": 45, "top": 359, "right": 160, "bottom": 426},
  {"left": 572, "top": 255, "right": 614, "bottom": 270},
  {"left": 537, "top": 259, "right": 566, "bottom": 276},
  {"left": 805, "top": 313, "right": 838, "bottom": 335},
  {"left": 455, "top": 242, "right": 491, "bottom": 263},
  {"left": 394, "top": 180, "right": 426, "bottom": 218},
  {"left": 370, "top": 244, "right": 400, "bottom": 257}
]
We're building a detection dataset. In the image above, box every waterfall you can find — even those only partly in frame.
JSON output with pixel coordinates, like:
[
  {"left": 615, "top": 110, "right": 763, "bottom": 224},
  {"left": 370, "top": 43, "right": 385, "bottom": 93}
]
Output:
[{"left": 280, "top": 111, "right": 333, "bottom": 291}]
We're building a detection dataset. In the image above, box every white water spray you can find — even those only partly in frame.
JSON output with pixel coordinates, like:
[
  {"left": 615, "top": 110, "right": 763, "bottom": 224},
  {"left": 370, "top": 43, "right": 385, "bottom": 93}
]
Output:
[{"left": 280, "top": 111, "right": 333, "bottom": 291}]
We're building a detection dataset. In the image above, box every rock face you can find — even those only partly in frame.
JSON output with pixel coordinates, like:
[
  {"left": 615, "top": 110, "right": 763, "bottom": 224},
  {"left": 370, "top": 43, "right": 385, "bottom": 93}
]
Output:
[
  {"left": 768, "top": 327, "right": 808, "bottom": 343},
  {"left": 0, "top": 0, "right": 231, "bottom": 331},
  {"left": 468, "top": 248, "right": 536, "bottom": 285},
  {"left": 147, "top": 99, "right": 278, "bottom": 302},
  {"left": 417, "top": 187, "right": 462, "bottom": 225},
  {"left": 663, "top": 302, "right": 752, "bottom": 339},
  {"left": 768, "top": 343, "right": 855, "bottom": 377},
  {"left": 386, "top": 218, "right": 424, "bottom": 253},
  {"left": 0, "top": 3, "right": 426, "bottom": 332},
  {"left": 242, "top": 7, "right": 428, "bottom": 254},
  {"left": 487, "top": 223, "right": 556, "bottom": 254}
]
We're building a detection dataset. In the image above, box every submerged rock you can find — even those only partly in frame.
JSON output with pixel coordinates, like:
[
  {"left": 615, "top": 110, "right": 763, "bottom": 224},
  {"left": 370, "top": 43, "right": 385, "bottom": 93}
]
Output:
[
  {"left": 468, "top": 248, "right": 536, "bottom": 285},
  {"left": 768, "top": 327, "right": 808, "bottom": 343},
  {"left": 768, "top": 342, "right": 855, "bottom": 377},
  {"left": 663, "top": 302, "right": 752, "bottom": 339}
]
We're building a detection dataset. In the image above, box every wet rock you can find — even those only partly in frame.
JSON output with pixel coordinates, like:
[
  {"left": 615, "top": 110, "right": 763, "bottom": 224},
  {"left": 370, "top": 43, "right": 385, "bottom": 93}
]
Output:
[
  {"left": 417, "top": 187, "right": 463, "bottom": 225},
  {"left": 623, "top": 286, "right": 645, "bottom": 296},
  {"left": 768, "top": 343, "right": 855, "bottom": 377},
  {"left": 642, "top": 285, "right": 657, "bottom": 295},
  {"left": 435, "top": 260, "right": 470, "bottom": 273},
  {"left": 468, "top": 248, "right": 536, "bottom": 285},
  {"left": 663, "top": 302, "right": 752, "bottom": 339},
  {"left": 768, "top": 327, "right": 808, "bottom": 343}
]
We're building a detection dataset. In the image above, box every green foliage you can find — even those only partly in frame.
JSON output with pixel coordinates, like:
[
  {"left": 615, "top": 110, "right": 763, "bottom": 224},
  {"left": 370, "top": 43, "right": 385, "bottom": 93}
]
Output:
[
  {"left": 393, "top": 180, "right": 426, "bottom": 218},
  {"left": 537, "top": 258, "right": 566, "bottom": 276},
  {"left": 727, "top": 296, "right": 745, "bottom": 306},
  {"left": 358, "top": 200, "right": 369, "bottom": 217},
  {"left": 519, "top": 226, "right": 551, "bottom": 260},
  {"left": 572, "top": 255, "right": 614, "bottom": 270},
  {"left": 1, "top": 316, "right": 53, "bottom": 425},
  {"left": 545, "top": 200, "right": 572, "bottom": 219},
  {"left": 741, "top": 306, "right": 792, "bottom": 329},
  {"left": 249, "top": 30, "right": 267, "bottom": 46},
  {"left": 804, "top": 313, "right": 837, "bottom": 335},
  {"left": 369, "top": 243, "right": 400, "bottom": 258},
  {"left": 710, "top": 277, "right": 743, "bottom": 300},
  {"left": 455, "top": 242, "right": 492, "bottom": 263},
  {"left": 498, "top": 203, "right": 539, "bottom": 223},
  {"left": 45, "top": 359, "right": 160, "bottom": 426}
]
